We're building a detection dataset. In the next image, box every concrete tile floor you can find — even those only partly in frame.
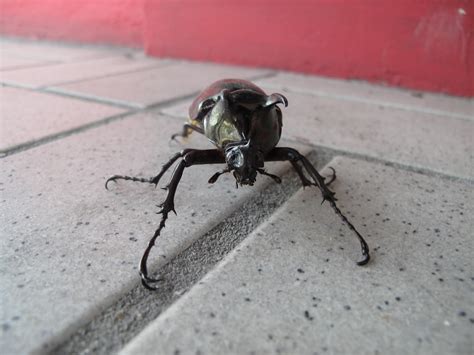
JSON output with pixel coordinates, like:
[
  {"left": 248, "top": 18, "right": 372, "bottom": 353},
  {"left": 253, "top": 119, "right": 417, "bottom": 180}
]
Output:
[
  {"left": 121, "top": 158, "right": 473, "bottom": 355},
  {"left": 0, "top": 39, "right": 472, "bottom": 355}
]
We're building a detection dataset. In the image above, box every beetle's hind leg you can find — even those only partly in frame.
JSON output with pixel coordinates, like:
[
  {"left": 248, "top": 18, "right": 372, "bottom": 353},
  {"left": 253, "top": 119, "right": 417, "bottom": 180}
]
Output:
[
  {"left": 266, "top": 147, "right": 369, "bottom": 266},
  {"left": 170, "top": 123, "right": 204, "bottom": 141},
  {"left": 105, "top": 149, "right": 193, "bottom": 190}
]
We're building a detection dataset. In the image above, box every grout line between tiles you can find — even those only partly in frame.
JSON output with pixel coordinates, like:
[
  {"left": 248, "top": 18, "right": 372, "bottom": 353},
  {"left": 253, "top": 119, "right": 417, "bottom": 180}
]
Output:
[
  {"left": 0, "top": 71, "right": 278, "bottom": 157},
  {"left": 260, "top": 83, "right": 474, "bottom": 121},
  {"left": 0, "top": 110, "right": 140, "bottom": 158},
  {"left": 1, "top": 60, "right": 174, "bottom": 93},
  {"left": 42, "top": 87, "right": 146, "bottom": 109},
  {"left": 37, "top": 60, "right": 176, "bottom": 88},
  {"left": 283, "top": 137, "right": 474, "bottom": 184}
]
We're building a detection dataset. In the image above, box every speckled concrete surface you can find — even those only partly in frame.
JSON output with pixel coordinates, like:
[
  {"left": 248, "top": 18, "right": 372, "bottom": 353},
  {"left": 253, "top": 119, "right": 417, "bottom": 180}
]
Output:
[
  {"left": 0, "top": 39, "right": 472, "bottom": 355},
  {"left": 120, "top": 157, "right": 473, "bottom": 355},
  {"left": 0, "top": 112, "right": 297, "bottom": 355},
  {"left": 0, "top": 53, "right": 168, "bottom": 89},
  {"left": 0, "top": 38, "right": 125, "bottom": 64},
  {"left": 0, "top": 86, "right": 125, "bottom": 152}
]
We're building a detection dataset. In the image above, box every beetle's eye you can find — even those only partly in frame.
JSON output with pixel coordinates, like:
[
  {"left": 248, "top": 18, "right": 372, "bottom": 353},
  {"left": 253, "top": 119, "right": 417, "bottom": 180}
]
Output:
[{"left": 229, "top": 150, "right": 244, "bottom": 168}]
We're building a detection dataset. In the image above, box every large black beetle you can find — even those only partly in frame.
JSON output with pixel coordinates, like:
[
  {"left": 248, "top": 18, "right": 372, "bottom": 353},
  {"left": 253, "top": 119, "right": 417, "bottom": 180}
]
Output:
[{"left": 106, "top": 79, "right": 370, "bottom": 290}]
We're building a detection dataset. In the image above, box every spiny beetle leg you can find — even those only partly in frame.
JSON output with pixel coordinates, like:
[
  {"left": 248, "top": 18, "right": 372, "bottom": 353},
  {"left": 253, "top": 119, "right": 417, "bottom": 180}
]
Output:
[
  {"left": 298, "top": 154, "right": 370, "bottom": 265},
  {"left": 325, "top": 167, "right": 336, "bottom": 186},
  {"left": 266, "top": 147, "right": 370, "bottom": 266},
  {"left": 139, "top": 160, "right": 186, "bottom": 290},
  {"left": 140, "top": 149, "right": 225, "bottom": 290},
  {"left": 289, "top": 160, "right": 315, "bottom": 188},
  {"left": 256, "top": 168, "right": 282, "bottom": 184},
  {"left": 105, "top": 175, "right": 156, "bottom": 190},
  {"left": 170, "top": 124, "right": 204, "bottom": 142},
  {"left": 105, "top": 149, "right": 194, "bottom": 190},
  {"left": 288, "top": 160, "right": 336, "bottom": 188}
]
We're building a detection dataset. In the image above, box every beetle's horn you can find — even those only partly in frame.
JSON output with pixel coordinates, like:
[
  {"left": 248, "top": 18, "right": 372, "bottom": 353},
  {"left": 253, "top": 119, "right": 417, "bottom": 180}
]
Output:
[{"left": 265, "top": 93, "right": 288, "bottom": 108}]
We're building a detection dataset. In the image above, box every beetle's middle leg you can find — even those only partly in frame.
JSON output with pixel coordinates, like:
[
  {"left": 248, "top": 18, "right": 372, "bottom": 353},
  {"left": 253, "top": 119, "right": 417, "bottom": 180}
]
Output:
[
  {"left": 140, "top": 149, "right": 225, "bottom": 290},
  {"left": 266, "top": 147, "right": 370, "bottom": 266}
]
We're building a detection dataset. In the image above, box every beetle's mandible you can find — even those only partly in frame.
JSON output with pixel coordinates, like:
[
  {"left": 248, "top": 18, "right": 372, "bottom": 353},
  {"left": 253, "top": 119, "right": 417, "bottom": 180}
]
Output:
[{"left": 106, "top": 79, "right": 370, "bottom": 290}]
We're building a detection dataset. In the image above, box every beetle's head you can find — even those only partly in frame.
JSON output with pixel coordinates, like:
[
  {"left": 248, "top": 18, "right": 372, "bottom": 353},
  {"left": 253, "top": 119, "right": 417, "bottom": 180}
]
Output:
[{"left": 225, "top": 142, "right": 264, "bottom": 186}]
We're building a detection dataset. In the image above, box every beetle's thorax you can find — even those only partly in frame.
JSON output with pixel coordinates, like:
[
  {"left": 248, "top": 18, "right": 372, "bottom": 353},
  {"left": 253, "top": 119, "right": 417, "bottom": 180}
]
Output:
[
  {"left": 191, "top": 81, "right": 287, "bottom": 186},
  {"left": 202, "top": 90, "right": 245, "bottom": 148}
]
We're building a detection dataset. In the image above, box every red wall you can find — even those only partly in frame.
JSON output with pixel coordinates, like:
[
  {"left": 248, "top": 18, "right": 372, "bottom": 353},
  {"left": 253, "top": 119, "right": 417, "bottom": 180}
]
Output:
[
  {"left": 0, "top": 0, "right": 144, "bottom": 47},
  {"left": 1, "top": 0, "right": 472, "bottom": 96},
  {"left": 144, "top": 0, "right": 473, "bottom": 97}
]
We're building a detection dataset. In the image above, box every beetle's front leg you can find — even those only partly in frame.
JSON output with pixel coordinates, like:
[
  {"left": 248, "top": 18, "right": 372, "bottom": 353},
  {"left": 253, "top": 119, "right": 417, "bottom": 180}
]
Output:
[
  {"left": 139, "top": 160, "right": 185, "bottom": 289},
  {"left": 289, "top": 160, "right": 336, "bottom": 188},
  {"left": 266, "top": 147, "right": 370, "bottom": 266},
  {"left": 105, "top": 149, "right": 195, "bottom": 190},
  {"left": 140, "top": 149, "right": 225, "bottom": 290}
]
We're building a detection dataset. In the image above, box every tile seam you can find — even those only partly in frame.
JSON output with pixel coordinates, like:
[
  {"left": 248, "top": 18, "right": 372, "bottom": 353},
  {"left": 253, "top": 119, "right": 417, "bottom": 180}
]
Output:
[
  {"left": 259, "top": 83, "right": 474, "bottom": 121},
  {"left": 283, "top": 137, "right": 474, "bottom": 184},
  {"left": 0, "top": 71, "right": 279, "bottom": 157},
  {"left": 36, "top": 61, "right": 176, "bottom": 88}
]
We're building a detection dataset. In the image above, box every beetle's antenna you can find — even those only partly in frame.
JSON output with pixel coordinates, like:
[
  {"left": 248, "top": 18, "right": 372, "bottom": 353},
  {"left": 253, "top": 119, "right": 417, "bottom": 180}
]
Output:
[{"left": 257, "top": 168, "right": 282, "bottom": 184}]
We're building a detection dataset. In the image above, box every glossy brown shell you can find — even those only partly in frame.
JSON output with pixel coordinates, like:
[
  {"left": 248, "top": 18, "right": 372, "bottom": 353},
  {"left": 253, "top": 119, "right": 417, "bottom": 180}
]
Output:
[{"left": 189, "top": 79, "right": 266, "bottom": 121}]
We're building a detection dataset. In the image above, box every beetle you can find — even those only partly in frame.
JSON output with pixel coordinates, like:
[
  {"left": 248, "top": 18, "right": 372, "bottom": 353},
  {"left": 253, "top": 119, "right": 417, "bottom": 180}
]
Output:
[{"left": 106, "top": 79, "right": 370, "bottom": 290}]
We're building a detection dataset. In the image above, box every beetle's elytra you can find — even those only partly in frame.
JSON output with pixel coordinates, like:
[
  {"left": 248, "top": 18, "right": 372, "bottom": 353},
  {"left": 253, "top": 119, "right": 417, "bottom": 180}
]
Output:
[{"left": 106, "top": 79, "right": 370, "bottom": 290}]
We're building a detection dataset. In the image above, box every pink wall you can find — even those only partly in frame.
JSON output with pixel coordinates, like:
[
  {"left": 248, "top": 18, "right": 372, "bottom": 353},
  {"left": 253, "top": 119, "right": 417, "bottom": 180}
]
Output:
[
  {"left": 1, "top": 0, "right": 472, "bottom": 96},
  {"left": 0, "top": 0, "right": 144, "bottom": 47}
]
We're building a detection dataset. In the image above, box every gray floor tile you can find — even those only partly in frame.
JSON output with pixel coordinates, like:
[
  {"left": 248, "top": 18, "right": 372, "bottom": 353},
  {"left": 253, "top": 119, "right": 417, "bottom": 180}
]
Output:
[
  {"left": 0, "top": 112, "right": 292, "bottom": 355},
  {"left": 256, "top": 73, "right": 473, "bottom": 120},
  {"left": 0, "top": 54, "right": 168, "bottom": 89},
  {"left": 120, "top": 157, "right": 473, "bottom": 355},
  {"left": 0, "top": 38, "right": 127, "bottom": 62},
  {"left": 49, "top": 62, "right": 270, "bottom": 108},
  {"left": 0, "top": 87, "right": 126, "bottom": 152},
  {"left": 0, "top": 52, "right": 56, "bottom": 71}
]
